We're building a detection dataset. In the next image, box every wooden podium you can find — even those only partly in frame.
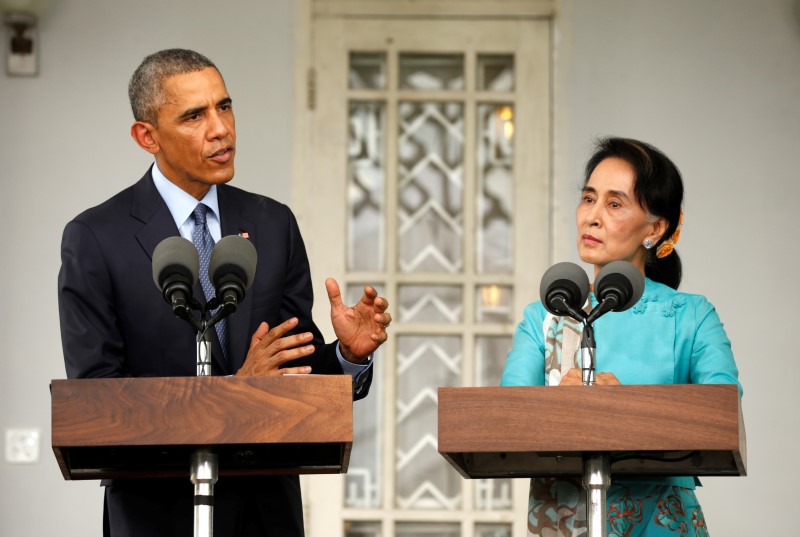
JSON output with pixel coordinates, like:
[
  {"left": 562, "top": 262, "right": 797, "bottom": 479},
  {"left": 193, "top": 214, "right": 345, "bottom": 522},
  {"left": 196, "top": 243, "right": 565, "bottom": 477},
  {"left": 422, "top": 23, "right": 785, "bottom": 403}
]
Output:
[
  {"left": 439, "top": 384, "right": 745, "bottom": 537},
  {"left": 438, "top": 384, "right": 746, "bottom": 479},
  {"left": 51, "top": 375, "right": 353, "bottom": 481}
]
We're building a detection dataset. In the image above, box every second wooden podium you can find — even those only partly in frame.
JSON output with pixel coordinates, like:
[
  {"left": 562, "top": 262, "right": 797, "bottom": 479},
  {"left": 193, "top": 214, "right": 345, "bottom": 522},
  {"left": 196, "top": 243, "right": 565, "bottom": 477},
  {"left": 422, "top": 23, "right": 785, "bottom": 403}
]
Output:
[
  {"left": 439, "top": 384, "right": 745, "bottom": 479},
  {"left": 439, "top": 384, "right": 746, "bottom": 537}
]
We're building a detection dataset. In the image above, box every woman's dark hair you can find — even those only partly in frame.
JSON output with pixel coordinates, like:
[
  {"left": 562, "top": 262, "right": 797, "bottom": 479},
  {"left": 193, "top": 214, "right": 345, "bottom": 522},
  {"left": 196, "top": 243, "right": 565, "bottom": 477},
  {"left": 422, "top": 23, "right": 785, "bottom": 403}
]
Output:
[{"left": 584, "top": 137, "right": 684, "bottom": 289}]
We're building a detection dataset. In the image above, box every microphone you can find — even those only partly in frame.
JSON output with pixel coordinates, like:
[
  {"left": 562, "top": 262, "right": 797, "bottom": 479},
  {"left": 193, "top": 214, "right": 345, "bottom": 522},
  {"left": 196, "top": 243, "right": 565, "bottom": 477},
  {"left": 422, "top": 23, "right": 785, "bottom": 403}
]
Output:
[
  {"left": 539, "top": 262, "right": 590, "bottom": 322},
  {"left": 152, "top": 237, "right": 200, "bottom": 320},
  {"left": 208, "top": 235, "right": 257, "bottom": 312},
  {"left": 585, "top": 260, "right": 645, "bottom": 324}
]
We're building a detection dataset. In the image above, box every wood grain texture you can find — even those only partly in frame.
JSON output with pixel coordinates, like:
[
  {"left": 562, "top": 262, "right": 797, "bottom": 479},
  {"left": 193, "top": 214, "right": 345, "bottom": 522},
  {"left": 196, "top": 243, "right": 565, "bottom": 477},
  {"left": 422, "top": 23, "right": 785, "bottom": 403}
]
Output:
[
  {"left": 438, "top": 384, "right": 746, "bottom": 478},
  {"left": 51, "top": 375, "right": 353, "bottom": 480}
]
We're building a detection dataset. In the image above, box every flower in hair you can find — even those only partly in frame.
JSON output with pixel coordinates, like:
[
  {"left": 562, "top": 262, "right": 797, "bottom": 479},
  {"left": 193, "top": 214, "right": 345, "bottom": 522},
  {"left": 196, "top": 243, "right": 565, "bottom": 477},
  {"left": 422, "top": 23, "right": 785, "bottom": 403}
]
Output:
[{"left": 656, "top": 209, "right": 683, "bottom": 259}]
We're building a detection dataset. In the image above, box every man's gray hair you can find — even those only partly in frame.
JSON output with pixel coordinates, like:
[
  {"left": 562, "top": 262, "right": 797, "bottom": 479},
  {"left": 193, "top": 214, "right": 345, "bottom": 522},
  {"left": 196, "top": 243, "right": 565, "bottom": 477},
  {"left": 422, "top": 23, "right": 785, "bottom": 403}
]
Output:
[{"left": 128, "top": 49, "right": 218, "bottom": 125}]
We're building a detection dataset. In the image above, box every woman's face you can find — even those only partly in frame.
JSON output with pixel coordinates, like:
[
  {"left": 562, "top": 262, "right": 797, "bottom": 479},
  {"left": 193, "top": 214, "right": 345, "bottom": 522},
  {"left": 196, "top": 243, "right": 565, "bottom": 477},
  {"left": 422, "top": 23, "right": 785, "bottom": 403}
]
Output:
[{"left": 575, "top": 157, "right": 667, "bottom": 277}]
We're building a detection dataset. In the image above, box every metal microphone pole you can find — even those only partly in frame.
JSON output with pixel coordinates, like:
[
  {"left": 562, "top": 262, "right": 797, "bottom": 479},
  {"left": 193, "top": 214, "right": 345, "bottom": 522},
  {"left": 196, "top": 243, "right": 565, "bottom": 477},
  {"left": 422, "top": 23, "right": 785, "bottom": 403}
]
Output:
[
  {"left": 196, "top": 321, "right": 213, "bottom": 376},
  {"left": 191, "top": 448, "right": 218, "bottom": 537},
  {"left": 192, "top": 319, "right": 218, "bottom": 537},
  {"left": 583, "top": 451, "right": 610, "bottom": 537},
  {"left": 581, "top": 320, "right": 609, "bottom": 537},
  {"left": 581, "top": 322, "right": 596, "bottom": 386}
]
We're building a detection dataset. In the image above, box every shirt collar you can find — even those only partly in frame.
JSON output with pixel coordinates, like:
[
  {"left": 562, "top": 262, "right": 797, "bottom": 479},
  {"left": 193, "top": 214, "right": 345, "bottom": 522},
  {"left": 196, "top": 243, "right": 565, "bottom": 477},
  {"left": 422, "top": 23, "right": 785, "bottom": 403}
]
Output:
[{"left": 151, "top": 162, "right": 221, "bottom": 228}]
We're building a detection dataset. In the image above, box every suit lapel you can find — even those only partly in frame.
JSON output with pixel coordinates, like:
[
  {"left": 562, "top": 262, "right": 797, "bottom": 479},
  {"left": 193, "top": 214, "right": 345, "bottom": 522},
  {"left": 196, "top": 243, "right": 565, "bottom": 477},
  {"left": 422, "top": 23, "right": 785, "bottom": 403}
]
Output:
[
  {"left": 131, "top": 170, "right": 180, "bottom": 259},
  {"left": 217, "top": 185, "right": 256, "bottom": 372},
  {"left": 131, "top": 169, "right": 233, "bottom": 373}
]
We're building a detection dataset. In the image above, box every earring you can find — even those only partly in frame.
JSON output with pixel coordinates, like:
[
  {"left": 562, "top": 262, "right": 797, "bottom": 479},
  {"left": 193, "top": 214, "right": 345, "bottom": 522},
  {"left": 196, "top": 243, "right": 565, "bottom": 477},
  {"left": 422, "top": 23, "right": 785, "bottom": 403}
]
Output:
[{"left": 644, "top": 239, "right": 653, "bottom": 249}]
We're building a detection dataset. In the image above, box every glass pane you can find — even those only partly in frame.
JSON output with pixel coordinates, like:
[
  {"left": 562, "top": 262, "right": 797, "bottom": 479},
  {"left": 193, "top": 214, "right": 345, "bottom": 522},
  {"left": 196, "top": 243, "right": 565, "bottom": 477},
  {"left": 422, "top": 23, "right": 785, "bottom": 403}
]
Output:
[
  {"left": 396, "top": 522, "right": 460, "bottom": 537},
  {"left": 476, "top": 103, "right": 514, "bottom": 274},
  {"left": 398, "top": 101, "right": 464, "bottom": 273},
  {"left": 396, "top": 335, "right": 462, "bottom": 510},
  {"left": 475, "top": 523, "right": 512, "bottom": 537},
  {"left": 475, "top": 284, "right": 513, "bottom": 323},
  {"left": 475, "top": 335, "right": 513, "bottom": 511},
  {"left": 349, "top": 52, "right": 387, "bottom": 89},
  {"left": 348, "top": 102, "right": 386, "bottom": 271},
  {"left": 475, "top": 335, "right": 512, "bottom": 387},
  {"left": 477, "top": 54, "right": 514, "bottom": 92},
  {"left": 474, "top": 477, "right": 513, "bottom": 511},
  {"left": 344, "top": 284, "right": 384, "bottom": 509},
  {"left": 345, "top": 520, "right": 382, "bottom": 537},
  {"left": 399, "top": 285, "right": 462, "bottom": 323},
  {"left": 399, "top": 53, "right": 464, "bottom": 90}
]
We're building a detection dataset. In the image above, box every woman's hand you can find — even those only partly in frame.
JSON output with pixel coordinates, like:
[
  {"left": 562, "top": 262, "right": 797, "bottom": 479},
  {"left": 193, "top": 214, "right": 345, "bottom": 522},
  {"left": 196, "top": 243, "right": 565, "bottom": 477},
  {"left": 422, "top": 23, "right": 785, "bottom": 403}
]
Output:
[{"left": 559, "top": 368, "right": 621, "bottom": 386}]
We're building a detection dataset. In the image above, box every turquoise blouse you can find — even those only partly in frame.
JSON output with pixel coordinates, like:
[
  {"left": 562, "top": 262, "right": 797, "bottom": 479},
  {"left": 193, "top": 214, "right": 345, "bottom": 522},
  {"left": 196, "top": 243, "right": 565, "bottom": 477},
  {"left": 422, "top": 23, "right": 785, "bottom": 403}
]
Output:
[
  {"left": 501, "top": 278, "right": 741, "bottom": 391},
  {"left": 500, "top": 277, "right": 742, "bottom": 489}
]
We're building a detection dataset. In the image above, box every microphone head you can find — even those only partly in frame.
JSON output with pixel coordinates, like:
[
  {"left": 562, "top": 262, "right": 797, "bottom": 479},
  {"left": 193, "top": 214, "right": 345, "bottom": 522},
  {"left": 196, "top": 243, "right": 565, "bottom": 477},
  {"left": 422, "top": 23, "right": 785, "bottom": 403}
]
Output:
[
  {"left": 209, "top": 235, "right": 258, "bottom": 293},
  {"left": 594, "top": 260, "right": 645, "bottom": 312},
  {"left": 539, "top": 262, "right": 590, "bottom": 316},
  {"left": 152, "top": 236, "right": 200, "bottom": 290}
]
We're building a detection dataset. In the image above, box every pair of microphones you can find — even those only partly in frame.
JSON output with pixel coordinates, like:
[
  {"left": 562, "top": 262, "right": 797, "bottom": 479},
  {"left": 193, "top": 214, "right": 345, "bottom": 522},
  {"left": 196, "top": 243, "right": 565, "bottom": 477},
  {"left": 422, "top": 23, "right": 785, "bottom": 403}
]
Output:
[
  {"left": 539, "top": 260, "right": 645, "bottom": 385},
  {"left": 539, "top": 260, "right": 645, "bottom": 325},
  {"left": 151, "top": 235, "right": 257, "bottom": 331}
]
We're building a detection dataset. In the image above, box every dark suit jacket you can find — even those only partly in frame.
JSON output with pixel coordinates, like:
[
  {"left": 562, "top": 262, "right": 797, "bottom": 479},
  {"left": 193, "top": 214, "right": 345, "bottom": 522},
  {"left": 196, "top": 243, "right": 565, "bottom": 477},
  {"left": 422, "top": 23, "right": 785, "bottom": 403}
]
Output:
[{"left": 58, "top": 169, "right": 371, "bottom": 536}]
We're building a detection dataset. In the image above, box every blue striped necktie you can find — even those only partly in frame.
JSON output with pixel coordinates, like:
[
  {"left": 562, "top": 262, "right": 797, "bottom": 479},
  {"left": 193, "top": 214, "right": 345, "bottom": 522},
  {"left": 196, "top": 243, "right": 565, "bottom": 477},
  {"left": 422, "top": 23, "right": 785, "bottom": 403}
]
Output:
[{"left": 192, "top": 203, "right": 230, "bottom": 368}]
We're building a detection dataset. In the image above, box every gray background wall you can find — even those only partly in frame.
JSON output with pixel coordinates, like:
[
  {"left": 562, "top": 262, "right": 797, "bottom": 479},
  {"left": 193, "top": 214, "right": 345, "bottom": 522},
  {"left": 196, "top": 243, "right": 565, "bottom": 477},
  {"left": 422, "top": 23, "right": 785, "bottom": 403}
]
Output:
[{"left": 0, "top": 0, "right": 796, "bottom": 535}]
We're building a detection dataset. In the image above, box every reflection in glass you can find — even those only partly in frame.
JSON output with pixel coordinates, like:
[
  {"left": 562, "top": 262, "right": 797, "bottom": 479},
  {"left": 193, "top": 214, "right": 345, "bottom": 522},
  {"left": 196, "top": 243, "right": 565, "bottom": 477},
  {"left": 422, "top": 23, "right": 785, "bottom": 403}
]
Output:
[
  {"left": 474, "top": 477, "right": 513, "bottom": 512},
  {"left": 476, "top": 103, "right": 514, "bottom": 274},
  {"left": 477, "top": 54, "right": 515, "bottom": 92},
  {"left": 474, "top": 335, "right": 513, "bottom": 511},
  {"left": 345, "top": 520, "right": 382, "bottom": 537},
  {"left": 396, "top": 335, "right": 462, "bottom": 510},
  {"left": 396, "top": 522, "right": 460, "bottom": 537},
  {"left": 344, "top": 284, "right": 384, "bottom": 509},
  {"left": 349, "top": 52, "right": 387, "bottom": 89},
  {"left": 399, "top": 53, "right": 464, "bottom": 90},
  {"left": 475, "top": 284, "right": 513, "bottom": 323},
  {"left": 475, "top": 523, "right": 512, "bottom": 537},
  {"left": 398, "top": 101, "right": 464, "bottom": 273},
  {"left": 348, "top": 102, "right": 386, "bottom": 271},
  {"left": 399, "top": 285, "right": 462, "bottom": 323},
  {"left": 475, "top": 335, "right": 511, "bottom": 388}
]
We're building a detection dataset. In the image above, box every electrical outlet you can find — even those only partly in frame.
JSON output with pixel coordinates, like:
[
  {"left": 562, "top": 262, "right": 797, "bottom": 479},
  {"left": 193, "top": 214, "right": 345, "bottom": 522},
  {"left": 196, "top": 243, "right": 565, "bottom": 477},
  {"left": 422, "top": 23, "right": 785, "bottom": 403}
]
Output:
[{"left": 5, "top": 428, "right": 40, "bottom": 464}]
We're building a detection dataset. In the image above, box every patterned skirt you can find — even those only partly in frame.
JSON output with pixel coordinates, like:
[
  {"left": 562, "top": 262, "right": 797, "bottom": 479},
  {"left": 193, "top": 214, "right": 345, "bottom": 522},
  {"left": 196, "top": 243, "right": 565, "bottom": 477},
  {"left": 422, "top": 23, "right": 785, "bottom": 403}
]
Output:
[{"left": 527, "top": 478, "right": 709, "bottom": 537}]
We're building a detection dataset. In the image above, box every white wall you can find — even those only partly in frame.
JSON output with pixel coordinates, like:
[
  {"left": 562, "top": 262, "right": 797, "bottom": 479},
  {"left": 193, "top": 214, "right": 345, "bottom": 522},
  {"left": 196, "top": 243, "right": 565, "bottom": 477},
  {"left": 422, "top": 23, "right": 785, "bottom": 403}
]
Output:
[
  {"left": 1, "top": 0, "right": 797, "bottom": 536},
  {"left": 553, "top": 1, "right": 800, "bottom": 535},
  {"left": 0, "top": 1, "right": 295, "bottom": 536}
]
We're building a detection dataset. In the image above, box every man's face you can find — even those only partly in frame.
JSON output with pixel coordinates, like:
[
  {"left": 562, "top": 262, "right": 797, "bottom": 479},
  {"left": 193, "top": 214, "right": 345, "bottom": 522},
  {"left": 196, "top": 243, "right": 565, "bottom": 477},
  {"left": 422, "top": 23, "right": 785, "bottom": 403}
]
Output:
[{"left": 147, "top": 67, "right": 236, "bottom": 199}]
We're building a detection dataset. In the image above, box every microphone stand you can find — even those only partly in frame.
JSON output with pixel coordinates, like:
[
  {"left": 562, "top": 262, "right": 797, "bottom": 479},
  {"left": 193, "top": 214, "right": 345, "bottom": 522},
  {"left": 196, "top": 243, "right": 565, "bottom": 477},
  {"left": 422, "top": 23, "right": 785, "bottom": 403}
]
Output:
[
  {"left": 193, "top": 319, "right": 217, "bottom": 537},
  {"left": 580, "top": 322, "right": 596, "bottom": 386},
  {"left": 156, "top": 237, "right": 254, "bottom": 537},
  {"left": 184, "top": 299, "right": 235, "bottom": 537},
  {"left": 552, "top": 295, "right": 610, "bottom": 537},
  {"left": 544, "top": 262, "right": 642, "bottom": 537},
  {"left": 580, "top": 316, "right": 610, "bottom": 537},
  {"left": 196, "top": 321, "right": 213, "bottom": 376}
]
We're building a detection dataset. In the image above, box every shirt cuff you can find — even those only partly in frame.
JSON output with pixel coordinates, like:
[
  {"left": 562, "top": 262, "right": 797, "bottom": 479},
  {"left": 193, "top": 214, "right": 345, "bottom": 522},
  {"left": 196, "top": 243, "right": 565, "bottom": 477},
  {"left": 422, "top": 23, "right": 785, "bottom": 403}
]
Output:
[{"left": 336, "top": 341, "right": 372, "bottom": 382}]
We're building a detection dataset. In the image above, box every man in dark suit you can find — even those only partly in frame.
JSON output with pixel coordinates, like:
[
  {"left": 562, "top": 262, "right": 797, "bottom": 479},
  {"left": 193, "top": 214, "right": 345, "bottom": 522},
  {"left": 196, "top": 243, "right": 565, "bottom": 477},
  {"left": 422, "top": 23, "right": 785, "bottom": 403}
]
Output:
[{"left": 58, "top": 48, "right": 391, "bottom": 537}]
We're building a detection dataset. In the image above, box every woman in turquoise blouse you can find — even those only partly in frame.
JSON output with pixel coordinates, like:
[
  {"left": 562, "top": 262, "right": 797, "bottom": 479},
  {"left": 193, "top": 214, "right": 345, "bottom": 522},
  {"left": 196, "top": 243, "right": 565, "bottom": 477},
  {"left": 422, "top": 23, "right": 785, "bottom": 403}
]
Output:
[{"left": 501, "top": 137, "right": 741, "bottom": 537}]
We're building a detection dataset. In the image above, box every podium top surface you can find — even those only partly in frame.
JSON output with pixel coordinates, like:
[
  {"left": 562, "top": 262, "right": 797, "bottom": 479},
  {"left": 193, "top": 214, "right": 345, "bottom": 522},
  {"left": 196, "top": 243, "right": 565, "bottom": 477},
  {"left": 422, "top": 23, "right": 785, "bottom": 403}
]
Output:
[
  {"left": 51, "top": 375, "right": 353, "bottom": 480},
  {"left": 438, "top": 384, "right": 746, "bottom": 479}
]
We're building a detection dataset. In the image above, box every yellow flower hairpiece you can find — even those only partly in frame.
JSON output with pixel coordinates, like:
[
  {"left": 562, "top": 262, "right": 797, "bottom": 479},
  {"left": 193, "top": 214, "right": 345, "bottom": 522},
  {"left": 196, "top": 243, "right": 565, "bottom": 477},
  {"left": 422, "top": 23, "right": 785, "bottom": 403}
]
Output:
[{"left": 656, "top": 209, "right": 684, "bottom": 259}]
